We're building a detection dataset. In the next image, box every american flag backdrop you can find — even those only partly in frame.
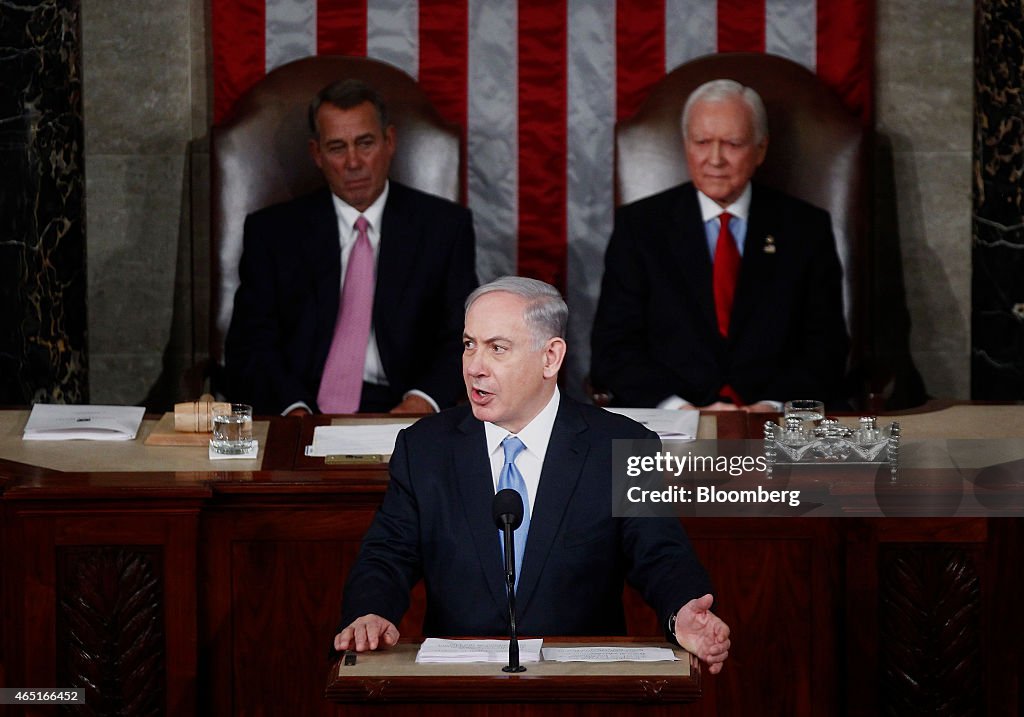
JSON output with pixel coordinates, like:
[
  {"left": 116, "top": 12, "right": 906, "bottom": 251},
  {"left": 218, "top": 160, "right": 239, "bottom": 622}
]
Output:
[{"left": 212, "top": 0, "right": 873, "bottom": 398}]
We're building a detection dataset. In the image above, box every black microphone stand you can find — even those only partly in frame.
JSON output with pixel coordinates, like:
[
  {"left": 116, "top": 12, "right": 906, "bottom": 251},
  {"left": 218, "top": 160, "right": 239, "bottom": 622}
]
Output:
[{"left": 501, "top": 520, "right": 526, "bottom": 673}]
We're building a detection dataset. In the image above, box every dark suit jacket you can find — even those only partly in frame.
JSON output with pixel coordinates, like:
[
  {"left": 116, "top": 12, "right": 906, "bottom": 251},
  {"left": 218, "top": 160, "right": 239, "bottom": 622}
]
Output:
[
  {"left": 339, "top": 396, "right": 713, "bottom": 638},
  {"left": 225, "top": 181, "right": 478, "bottom": 414},
  {"left": 591, "top": 182, "right": 849, "bottom": 408}
]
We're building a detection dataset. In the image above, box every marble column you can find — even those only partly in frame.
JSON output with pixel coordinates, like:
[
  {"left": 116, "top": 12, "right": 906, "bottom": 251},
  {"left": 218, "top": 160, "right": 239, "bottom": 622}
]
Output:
[
  {"left": 973, "top": 0, "right": 1024, "bottom": 399},
  {"left": 0, "top": 0, "right": 87, "bottom": 404}
]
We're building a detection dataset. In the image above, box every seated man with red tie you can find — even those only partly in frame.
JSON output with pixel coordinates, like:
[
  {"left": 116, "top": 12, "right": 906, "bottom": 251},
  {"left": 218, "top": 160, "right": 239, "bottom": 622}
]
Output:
[
  {"left": 590, "top": 79, "right": 848, "bottom": 411},
  {"left": 225, "top": 80, "right": 478, "bottom": 416}
]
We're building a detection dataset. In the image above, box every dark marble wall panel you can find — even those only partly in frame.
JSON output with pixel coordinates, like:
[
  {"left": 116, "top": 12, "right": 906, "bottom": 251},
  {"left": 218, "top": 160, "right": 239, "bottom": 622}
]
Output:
[
  {"left": 973, "top": 0, "right": 1024, "bottom": 399},
  {"left": 0, "top": 0, "right": 87, "bottom": 404}
]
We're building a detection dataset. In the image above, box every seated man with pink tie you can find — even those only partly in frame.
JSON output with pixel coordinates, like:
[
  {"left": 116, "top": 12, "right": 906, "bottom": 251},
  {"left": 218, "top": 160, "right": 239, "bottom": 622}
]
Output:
[
  {"left": 225, "top": 79, "right": 478, "bottom": 415},
  {"left": 591, "top": 79, "right": 848, "bottom": 412}
]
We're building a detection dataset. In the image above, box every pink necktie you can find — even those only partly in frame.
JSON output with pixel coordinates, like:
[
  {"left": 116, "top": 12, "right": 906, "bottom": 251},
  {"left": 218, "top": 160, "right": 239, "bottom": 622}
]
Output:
[{"left": 317, "top": 216, "right": 374, "bottom": 413}]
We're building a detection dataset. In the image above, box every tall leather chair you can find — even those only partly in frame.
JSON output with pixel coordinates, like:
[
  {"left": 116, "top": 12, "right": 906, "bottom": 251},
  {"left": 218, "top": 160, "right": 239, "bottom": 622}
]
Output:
[
  {"left": 615, "top": 52, "right": 868, "bottom": 371},
  {"left": 210, "top": 56, "right": 461, "bottom": 386}
]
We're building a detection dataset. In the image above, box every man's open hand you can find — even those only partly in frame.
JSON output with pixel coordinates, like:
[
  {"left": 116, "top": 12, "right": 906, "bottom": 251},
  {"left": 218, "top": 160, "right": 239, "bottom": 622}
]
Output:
[{"left": 673, "top": 594, "right": 731, "bottom": 674}]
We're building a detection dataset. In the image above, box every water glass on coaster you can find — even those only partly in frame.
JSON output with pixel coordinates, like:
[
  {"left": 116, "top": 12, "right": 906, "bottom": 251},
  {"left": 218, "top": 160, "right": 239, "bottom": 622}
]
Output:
[
  {"left": 211, "top": 403, "right": 253, "bottom": 455},
  {"left": 783, "top": 400, "right": 824, "bottom": 435}
]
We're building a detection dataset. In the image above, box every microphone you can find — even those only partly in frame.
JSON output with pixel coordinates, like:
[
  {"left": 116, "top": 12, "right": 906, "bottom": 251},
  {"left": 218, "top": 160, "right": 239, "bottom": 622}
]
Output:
[
  {"left": 492, "top": 488, "right": 524, "bottom": 529},
  {"left": 491, "top": 488, "right": 526, "bottom": 673},
  {"left": 493, "top": 488, "right": 523, "bottom": 582}
]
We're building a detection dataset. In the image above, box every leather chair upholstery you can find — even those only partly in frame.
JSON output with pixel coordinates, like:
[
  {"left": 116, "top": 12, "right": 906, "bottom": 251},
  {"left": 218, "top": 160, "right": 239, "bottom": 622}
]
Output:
[
  {"left": 210, "top": 55, "right": 461, "bottom": 378},
  {"left": 615, "top": 52, "right": 868, "bottom": 357}
]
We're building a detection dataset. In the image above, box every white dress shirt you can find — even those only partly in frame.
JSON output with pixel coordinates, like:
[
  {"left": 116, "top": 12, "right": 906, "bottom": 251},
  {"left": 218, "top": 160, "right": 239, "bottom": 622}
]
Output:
[
  {"left": 696, "top": 183, "right": 751, "bottom": 258},
  {"left": 483, "top": 388, "right": 561, "bottom": 515}
]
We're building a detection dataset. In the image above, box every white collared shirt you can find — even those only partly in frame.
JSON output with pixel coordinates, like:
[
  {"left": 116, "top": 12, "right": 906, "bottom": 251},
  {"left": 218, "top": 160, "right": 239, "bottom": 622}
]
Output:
[
  {"left": 483, "top": 387, "right": 561, "bottom": 515},
  {"left": 696, "top": 183, "right": 752, "bottom": 259}
]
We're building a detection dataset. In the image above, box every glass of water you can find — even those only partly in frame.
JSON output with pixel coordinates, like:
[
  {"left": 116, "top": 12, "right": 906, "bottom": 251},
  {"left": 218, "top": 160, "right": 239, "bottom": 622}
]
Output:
[
  {"left": 783, "top": 399, "right": 824, "bottom": 433},
  {"left": 210, "top": 403, "right": 253, "bottom": 454}
]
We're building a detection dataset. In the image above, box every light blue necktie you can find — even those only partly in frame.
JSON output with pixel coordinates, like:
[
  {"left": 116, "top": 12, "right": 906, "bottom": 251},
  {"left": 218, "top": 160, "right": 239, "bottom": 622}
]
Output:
[{"left": 497, "top": 436, "right": 530, "bottom": 588}]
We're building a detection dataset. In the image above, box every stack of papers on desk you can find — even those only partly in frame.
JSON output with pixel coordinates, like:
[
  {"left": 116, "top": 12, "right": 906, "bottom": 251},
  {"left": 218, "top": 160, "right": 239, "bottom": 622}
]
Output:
[
  {"left": 23, "top": 404, "right": 146, "bottom": 441},
  {"left": 415, "top": 638, "right": 543, "bottom": 663},
  {"left": 307, "top": 421, "right": 416, "bottom": 458},
  {"left": 604, "top": 408, "right": 699, "bottom": 440}
]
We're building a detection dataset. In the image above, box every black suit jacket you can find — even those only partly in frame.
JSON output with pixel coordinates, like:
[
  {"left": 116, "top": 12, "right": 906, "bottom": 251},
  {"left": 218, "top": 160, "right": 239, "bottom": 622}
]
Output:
[
  {"left": 591, "top": 182, "right": 849, "bottom": 407},
  {"left": 225, "top": 182, "right": 478, "bottom": 414},
  {"left": 339, "top": 396, "right": 712, "bottom": 638}
]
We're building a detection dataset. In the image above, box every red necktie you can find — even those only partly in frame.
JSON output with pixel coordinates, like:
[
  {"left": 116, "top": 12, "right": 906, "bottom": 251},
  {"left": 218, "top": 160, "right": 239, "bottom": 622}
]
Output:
[
  {"left": 712, "top": 212, "right": 743, "bottom": 406},
  {"left": 713, "top": 212, "right": 740, "bottom": 337},
  {"left": 317, "top": 216, "right": 374, "bottom": 413}
]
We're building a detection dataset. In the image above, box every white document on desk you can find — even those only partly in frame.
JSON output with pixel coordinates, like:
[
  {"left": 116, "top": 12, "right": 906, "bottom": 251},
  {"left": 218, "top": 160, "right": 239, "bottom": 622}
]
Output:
[
  {"left": 603, "top": 408, "right": 699, "bottom": 441},
  {"left": 22, "top": 404, "right": 146, "bottom": 441},
  {"left": 308, "top": 422, "right": 417, "bottom": 457},
  {"left": 541, "top": 646, "right": 678, "bottom": 662},
  {"left": 416, "top": 638, "right": 543, "bottom": 663}
]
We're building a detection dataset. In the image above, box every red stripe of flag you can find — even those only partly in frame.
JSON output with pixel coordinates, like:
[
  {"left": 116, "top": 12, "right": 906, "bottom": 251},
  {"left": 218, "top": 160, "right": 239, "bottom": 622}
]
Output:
[
  {"left": 317, "top": 0, "right": 368, "bottom": 55},
  {"left": 615, "top": 0, "right": 665, "bottom": 122},
  {"left": 517, "top": 0, "right": 568, "bottom": 290},
  {"left": 419, "top": 0, "right": 470, "bottom": 204},
  {"left": 717, "top": 0, "right": 766, "bottom": 53},
  {"left": 817, "top": 0, "right": 875, "bottom": 124},
  {"left": 212, "top": 0, "right": 265, "bottom": 123}
]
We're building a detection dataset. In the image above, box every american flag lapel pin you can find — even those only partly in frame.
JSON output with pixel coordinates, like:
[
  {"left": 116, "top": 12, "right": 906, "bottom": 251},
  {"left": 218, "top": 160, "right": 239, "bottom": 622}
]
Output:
[{"left": 763, "top": 235, "right": 776, "bottom": 254}]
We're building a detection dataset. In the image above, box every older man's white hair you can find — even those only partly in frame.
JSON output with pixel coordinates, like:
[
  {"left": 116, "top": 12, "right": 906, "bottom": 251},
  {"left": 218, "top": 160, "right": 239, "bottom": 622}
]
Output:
[
  {"left": 681, "top": 79, "right": 768, "bottom": 144},
  {"left": 465, "top": 276, "right": 567, "bottom": 349}
]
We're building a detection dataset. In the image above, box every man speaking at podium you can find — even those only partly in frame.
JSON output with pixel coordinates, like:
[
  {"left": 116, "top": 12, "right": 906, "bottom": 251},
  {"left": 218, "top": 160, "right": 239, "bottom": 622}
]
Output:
[{"left": 333, "top": 277, "right": 730, "bottom": 674}]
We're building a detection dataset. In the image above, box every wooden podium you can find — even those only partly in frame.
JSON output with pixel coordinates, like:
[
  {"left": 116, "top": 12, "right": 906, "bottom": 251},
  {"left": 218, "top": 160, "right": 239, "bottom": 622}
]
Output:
[{"left": 324, "top": 638, "right": 700, "bottom": 715}]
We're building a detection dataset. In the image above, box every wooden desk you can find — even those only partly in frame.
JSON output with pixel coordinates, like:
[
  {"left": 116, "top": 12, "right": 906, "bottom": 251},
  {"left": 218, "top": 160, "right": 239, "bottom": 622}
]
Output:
[
  {"left": 325, "top": 638, "right": 699, "bottom": 714},
  {"left": 0, "top": 408, "right": 1020, "bottom": 716}
]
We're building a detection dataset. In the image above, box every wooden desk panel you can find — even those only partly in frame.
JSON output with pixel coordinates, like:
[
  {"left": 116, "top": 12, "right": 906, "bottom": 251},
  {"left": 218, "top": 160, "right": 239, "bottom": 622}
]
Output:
[
  {"left": 2, "top": 499, "right": 202, "bottom": 715},
  {"left": 201, "top": 502, "right": 380, "bottom": 717}
]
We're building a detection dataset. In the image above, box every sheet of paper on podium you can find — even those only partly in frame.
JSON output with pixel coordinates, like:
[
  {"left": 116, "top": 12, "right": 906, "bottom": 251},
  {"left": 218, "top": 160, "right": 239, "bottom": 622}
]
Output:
[
  {"left": 22, "top": 404, "right": 146, "bottom": 441},
  {"left": 541, "top": 646, "right": 678, "bottom": 662},
  {"left": 415, "top": 638, "right": 543, "bottom": 663},
  {"left": 603, "top": 408, "right": 699, "bottom": 441}
]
